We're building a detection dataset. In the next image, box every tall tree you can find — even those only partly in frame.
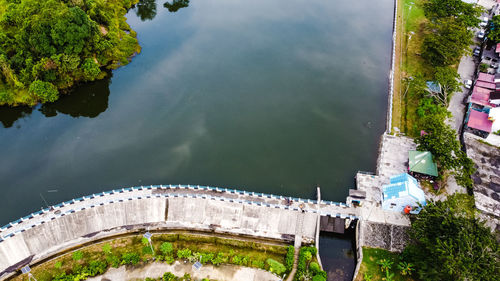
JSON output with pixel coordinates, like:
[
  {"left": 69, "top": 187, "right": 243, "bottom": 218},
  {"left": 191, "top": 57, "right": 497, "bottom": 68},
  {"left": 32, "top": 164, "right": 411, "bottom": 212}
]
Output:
[
  {"left": 431, "top": 66, "right": 461, "bottom": 107},
  {"left": 423, "top": 17, "right": 473, "bottom": 66},
  {"left": 423, "top": 0, "right": 482, "bottom": 27},
  {"left": 403, "top": 194, "right": 499, "bottom": 281},
  {"left": 488, "top": 15, "right": 500, "bottom": 43}
]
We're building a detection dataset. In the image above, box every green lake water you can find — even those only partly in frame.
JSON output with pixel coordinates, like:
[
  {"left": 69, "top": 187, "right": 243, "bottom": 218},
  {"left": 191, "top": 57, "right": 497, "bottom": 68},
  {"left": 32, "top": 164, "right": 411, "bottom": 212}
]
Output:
[{"left": 0, "top": 0, "right": 394, "bottom": 279}]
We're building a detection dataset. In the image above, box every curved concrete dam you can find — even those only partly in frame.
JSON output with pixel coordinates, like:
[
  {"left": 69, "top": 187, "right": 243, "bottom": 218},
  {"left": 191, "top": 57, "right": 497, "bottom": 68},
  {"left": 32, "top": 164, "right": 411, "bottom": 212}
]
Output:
[{"left": 0, "top": 185, "right": 358, "bottom": 278}]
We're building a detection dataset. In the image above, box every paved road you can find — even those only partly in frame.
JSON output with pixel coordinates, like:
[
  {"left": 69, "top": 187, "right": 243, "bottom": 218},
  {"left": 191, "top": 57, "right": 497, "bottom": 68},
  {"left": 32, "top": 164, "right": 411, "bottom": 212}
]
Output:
[{"left": 448, "top": 53, "right": 476, "bottom": 132}]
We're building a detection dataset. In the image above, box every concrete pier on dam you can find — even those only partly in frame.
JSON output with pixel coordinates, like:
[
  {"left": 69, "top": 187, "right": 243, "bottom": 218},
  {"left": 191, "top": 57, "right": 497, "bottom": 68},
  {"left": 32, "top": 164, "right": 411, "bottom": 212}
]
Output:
[{"left": 0, "top": 185, "right": 359, "bottom": 278}]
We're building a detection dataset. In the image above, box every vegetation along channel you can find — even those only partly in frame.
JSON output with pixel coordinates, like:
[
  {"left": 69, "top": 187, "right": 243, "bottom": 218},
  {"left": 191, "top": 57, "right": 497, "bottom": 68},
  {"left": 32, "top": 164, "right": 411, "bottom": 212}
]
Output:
[{"left": 0, "top": 0, "right": 406, "bottom": 280}]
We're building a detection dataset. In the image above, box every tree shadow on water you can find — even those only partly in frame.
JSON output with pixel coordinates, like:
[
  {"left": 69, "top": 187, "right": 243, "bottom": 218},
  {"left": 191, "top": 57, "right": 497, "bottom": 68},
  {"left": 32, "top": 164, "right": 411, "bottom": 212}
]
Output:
[
  {"left": 134, "top": 0, "right": 158, "bottom": 21},
  {"left": 39, "top": 75, "right": 111, "bottom": 119},
  {"left": 164, "top": 0, "right": 190, "bottom": 13},
  {"left": 0, "top": 75, "right": 111, "bottom": 128},
  {"left": 0, "top": 106, "right": 33, "bottom": 128},
  {"left": 133, "top": 0, "right": 190, "bottom": 21}
]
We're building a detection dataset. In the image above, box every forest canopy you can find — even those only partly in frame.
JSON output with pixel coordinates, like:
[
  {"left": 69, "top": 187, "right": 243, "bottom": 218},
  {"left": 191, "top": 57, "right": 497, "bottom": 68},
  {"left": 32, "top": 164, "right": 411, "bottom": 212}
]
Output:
[{"left": 0, "top": 0, "right": 142, "bottom": 106}]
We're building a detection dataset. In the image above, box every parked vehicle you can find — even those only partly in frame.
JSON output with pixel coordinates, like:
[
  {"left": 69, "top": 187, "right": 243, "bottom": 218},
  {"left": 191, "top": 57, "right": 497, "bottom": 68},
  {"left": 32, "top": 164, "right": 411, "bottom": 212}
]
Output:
[
  {"left": 474, "top": 47, "right": 481, "bottom": 56},
  {"left": 480, "top": 17, "right": 489, "bottom": 27},
  {"left": 478, "top": 30, "right": 485, "bottom": 39},
  {"left": 464, "top": 79, "right": 473, "bottom": 89}
]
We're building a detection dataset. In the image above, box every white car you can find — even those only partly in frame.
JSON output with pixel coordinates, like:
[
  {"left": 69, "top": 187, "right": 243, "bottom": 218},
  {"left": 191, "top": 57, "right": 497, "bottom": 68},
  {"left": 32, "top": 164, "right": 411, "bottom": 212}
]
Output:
[
  {"left": 480, "top": 17, "right": 489, "bottom": 27},
  {"left": 464, "top": 79, "right": 473, "bottom": 89},
  {"left": 473, "top": 47, "right": 481, "bottom": 56},
  {"left": 478, "top": 30, "right": 485, "bottom": 39}
]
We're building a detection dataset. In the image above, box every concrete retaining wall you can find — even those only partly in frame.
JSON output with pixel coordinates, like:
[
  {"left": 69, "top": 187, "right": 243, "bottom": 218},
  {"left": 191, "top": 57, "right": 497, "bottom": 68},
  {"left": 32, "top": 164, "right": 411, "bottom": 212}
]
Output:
[
  {"left": 387, "top": 0, "right": 398, "bottom": 134},
  {"left": 0, "top": 186, "right": 326, "bottom": 278}
]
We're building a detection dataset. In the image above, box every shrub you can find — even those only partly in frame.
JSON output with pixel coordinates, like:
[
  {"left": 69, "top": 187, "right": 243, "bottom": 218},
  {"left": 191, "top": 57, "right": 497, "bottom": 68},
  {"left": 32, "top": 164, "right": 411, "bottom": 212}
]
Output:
[
  {"left": 164, "top": 255, "right": 175, "bottom": 264},
  {"left": 142, "top": 246, "right": 153, "bottom": 255},
  {"left": 232, "top": 255, "right": 249, "bottom": 266},
  {"left": 54, "top": 261, "right": 62, "bottom": 269},
  {"left": 29, "top": 80, "right": 59, "bottom": 103},
  {"left": 102, "top": 243, "right": 112, "bottom": 254},
  {"left": 212, "top": 252, "right": 227, "bottom": 265},
  {"left": 200, "top": 252, "right": 214, "bottom": 264},
  {"left": 309, "top": 262, "right": 320, "bottom": 274},
  {"left": 106, "top": 254, "right": 121, "bottom": 268},
  {"left": 82, "top": 58, "right": 101, "bottom": 81},
  {"left": 72, "top": 250, "right": 84, "bottom": 261},
  {"left": 85, "top": 260, "right": 107, "bottom": 276},
  {"left": 285, "top": 245, "right": 295, "bottom": 272},
  {"left": 121, "top": 252, "right": 140, "bottom": 265},
  {"left": 312, "top": 274, "right": 327, "bottom": 281},
  {"left": 163, "top": 272, "right": 176, "bottom": 281},
  {"left": 294, "top": 247, "right": 318, "bottom": 281},
  {"left": 266, "top": 258, "right": 286, "bottom": 275},
  {"left": 159, "top": 242, "right": 174, "bottom": 255},
  {"left": 252, "top": 260, "right": 266, "bottom": 269},
  {"left": 480, "top": 63, "right": 489, "bottom": 73},
  {"left": 177, "top": 248, "right": 192, "bottom": 259}
]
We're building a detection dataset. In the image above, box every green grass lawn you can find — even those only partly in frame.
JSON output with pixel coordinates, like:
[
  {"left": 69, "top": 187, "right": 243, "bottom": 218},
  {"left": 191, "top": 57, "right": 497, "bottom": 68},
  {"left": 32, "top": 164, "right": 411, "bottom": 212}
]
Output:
[
  {"left": 393, "top": 0, "right": 432, "bottom": 136},
  {"left": 355, "top": 247, "right": 417, "bottom": 281}
]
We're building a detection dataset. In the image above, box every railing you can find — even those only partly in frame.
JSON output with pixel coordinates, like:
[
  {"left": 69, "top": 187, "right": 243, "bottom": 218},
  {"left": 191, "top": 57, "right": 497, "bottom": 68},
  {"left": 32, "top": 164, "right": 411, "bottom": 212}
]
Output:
[{"left": 0, "top": 185, "right": 357, "bottom": 242}]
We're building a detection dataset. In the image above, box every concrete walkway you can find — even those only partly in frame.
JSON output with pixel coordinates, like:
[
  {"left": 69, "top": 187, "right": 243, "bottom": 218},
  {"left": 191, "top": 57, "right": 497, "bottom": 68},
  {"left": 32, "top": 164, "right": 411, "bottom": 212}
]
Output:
[{"left": 86, "top": 261, "right": 280, "bottom": 281}]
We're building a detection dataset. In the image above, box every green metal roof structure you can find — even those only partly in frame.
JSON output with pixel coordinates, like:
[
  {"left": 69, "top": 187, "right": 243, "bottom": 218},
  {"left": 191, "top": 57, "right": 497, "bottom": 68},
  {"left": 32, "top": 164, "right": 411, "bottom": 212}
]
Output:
[{"left": 408, "top": 151, "right": 439, "bottom": 177}]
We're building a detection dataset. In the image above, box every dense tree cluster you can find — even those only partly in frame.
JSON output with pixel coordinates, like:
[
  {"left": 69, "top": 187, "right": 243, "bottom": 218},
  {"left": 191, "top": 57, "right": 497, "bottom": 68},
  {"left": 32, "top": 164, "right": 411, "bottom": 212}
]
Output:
[
  {"left": 405, "top": 0, "right": 479, "bottom": 188},
  {"left": 0, "top": 0, "right": 142, "bottom": 106},
  {"left": 403, "top": 194, "right": 499, "bottom": 281},
  {"left": 422, "top": 0, "right": 479, "bottom": 67}
]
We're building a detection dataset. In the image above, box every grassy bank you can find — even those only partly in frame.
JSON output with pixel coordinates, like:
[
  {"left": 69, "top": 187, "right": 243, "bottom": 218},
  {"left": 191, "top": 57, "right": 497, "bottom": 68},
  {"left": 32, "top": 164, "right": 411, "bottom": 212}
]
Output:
[
  {"left": 10, "top": 233, "right": 290, "bottom": 281},
  {"left": 354, "top": 247, "right": 417, "bottom": 281},
  {"left": 392, "top": 0, "right": 430, "bottom": 136}
]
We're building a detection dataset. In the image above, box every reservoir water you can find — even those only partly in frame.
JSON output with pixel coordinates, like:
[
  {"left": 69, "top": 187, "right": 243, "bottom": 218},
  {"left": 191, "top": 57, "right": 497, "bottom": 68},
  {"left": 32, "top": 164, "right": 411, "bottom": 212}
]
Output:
[{"left": 0, "top": 0, "right": 394, "bottom": 279}]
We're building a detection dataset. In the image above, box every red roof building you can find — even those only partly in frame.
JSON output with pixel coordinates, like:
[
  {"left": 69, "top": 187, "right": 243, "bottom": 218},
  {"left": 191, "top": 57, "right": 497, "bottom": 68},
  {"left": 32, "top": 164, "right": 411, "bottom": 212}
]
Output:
[
  {"left": 467, "top": 109, "right": 493, "bottom": 133},
  {"left": 496, "top": 43, "right": 500, "bottom": 53},
  {"left": 475, "top": 80, "right": 496, "bottom": 90},
  {"left": 478, "top": 73, "right": 495, "bottom": 83},
  {"left": 470, "top": 90, "right": 496, "bottom": 107},
  {"left": 474, "top": 86, "right": 491, "bottom": 94}
]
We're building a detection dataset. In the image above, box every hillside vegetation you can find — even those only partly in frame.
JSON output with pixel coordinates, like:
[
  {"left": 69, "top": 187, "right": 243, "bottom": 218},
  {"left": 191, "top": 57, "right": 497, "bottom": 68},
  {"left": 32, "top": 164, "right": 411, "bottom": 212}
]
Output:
[{"left": 0, "top": 0, "right": 141, "bottom": 106}]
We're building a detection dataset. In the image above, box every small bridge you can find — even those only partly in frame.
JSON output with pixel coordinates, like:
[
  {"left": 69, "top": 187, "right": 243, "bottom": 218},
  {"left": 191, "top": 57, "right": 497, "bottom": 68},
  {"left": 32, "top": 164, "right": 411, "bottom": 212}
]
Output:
[{"left": 0, "top": 185, "right": 359, "bottom": 278}]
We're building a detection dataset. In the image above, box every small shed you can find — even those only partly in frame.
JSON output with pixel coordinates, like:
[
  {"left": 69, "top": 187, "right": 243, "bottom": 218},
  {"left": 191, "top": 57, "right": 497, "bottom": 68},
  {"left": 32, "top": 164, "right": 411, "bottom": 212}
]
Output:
[
  {"left": 426, "top": 81, "right": 441, "bottom": 94},
  {"left": 382, "top": 173, "right": 426, "bottom": 214},
  {"left": 408, "top": 151, "right": 439, "bottom": 177}
]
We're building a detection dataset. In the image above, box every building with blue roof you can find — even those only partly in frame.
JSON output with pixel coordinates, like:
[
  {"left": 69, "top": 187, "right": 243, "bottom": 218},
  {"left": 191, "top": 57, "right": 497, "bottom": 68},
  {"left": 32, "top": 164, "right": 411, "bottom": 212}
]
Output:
[{"left": 382, "top": 173, "right": 426, "bottom": 214}]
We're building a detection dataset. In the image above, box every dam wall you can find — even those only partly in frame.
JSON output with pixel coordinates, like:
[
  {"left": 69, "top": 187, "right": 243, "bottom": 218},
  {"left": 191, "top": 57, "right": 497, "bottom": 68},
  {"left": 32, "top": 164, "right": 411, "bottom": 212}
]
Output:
[{"left": 0, "top": 185, "right": 355, "bottom": 278}]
